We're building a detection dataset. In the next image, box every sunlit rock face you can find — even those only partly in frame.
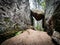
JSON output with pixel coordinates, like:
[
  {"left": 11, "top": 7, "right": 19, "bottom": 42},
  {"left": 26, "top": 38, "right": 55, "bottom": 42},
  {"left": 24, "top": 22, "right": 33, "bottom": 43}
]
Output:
[{"left": 0, "top": 0, "right": 31, "bottom": 34}]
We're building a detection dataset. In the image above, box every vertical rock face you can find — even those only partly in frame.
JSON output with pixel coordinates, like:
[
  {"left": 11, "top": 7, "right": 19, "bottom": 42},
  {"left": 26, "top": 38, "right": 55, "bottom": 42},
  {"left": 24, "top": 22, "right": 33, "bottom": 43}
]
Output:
[
  {"left": 45, "top": 0, "right": 56, "bottom": 36},
  {"left": 0, "top": 0, "right": 31, "bottom": 34},
  {"left": 45, "top": 0, "right": 60, "bottom": 35},
  {"left": 45, "top": 0, "right": 60, "bottom": 44}
]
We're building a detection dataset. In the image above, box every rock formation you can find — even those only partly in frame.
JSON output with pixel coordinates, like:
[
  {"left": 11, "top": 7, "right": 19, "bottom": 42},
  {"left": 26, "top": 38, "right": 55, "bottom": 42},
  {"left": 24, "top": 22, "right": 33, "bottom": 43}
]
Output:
[
  {"left": 1, "top": 29, "right": 54, "bottom": 45},
  {"left": 0, "top": 0, "right": 31, "bottom": 35}
]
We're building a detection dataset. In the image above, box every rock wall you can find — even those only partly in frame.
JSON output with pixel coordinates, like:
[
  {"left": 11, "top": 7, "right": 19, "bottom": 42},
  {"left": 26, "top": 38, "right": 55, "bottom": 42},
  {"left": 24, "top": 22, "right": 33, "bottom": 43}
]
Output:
[
  {"left": 45, "top": 0, "right": 60, "bottom": 44},
  {"left": 0, "top": 0, "right": 31, "bottom": 35}
]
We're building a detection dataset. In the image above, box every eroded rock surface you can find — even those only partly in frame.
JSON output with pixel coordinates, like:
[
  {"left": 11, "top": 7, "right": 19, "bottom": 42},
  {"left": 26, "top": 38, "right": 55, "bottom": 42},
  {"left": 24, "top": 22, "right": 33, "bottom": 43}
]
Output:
[
  {"left": 0, "top": 0, "right": 31, "bottom": 34},
  {"left": 45, "top": 0, "right": 60, "bottom": 44},
  {"left": 1, "top": 29, "right": 54, "bottom": 45}
]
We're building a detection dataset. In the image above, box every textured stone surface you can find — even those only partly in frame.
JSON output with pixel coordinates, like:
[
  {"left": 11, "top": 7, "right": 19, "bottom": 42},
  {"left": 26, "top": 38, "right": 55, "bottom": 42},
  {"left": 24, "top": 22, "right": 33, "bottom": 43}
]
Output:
[
  {"left": 52, "top": 31, "right": 60, "bottom": 45},
  {"left": 1, "top": 29, "right": 54, "bottom": 45},
  {"left": 45, "top": 0, "right": 60, "bottom": 34},
  {"left": 45, "top": 0, "right": 60, "bottom": 44},
  {"left": 0, "top": 0, "right": 31, "bottom": 34}
]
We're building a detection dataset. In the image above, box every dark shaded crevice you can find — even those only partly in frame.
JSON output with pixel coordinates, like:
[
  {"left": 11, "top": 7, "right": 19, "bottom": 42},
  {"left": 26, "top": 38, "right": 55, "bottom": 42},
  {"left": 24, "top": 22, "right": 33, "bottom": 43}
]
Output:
[{"left": 52, "top": 38, "right": 60, "bottom": 45}]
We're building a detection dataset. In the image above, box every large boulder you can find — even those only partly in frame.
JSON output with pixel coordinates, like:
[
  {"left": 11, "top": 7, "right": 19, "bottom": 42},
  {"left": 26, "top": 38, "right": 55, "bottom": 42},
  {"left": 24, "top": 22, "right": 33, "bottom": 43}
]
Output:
[{"left": 1, "top": 29, "right": 54, "bottom": 45}]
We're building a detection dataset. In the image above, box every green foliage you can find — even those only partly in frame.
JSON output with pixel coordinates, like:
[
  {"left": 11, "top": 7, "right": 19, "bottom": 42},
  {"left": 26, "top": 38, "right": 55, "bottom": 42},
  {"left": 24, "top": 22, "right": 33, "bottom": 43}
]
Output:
[
  {"left": 41, "top": 1, "right": 46, "bottom": 9},
  {"left": 4, "top": 17, "right": 10, "bottom": 22},
  {"left": 35, "top": 23, "right": 41, "bottom": 30},
  {"left": 15, "top": 31, "right": 22, "bottom": 35},
  {"left": 35, "top": 23, "right": 44, "bottom": 31},
  {"left": 37, "top": 0, "right": 46, "bottom": 9}
]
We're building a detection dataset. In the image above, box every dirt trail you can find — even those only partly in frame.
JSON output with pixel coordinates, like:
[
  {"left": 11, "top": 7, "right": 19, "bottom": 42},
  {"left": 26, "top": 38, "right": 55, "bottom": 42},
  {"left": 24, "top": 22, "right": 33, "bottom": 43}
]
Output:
[{"left": 1, "top": 29, "right": 55, "bottom": 45}]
